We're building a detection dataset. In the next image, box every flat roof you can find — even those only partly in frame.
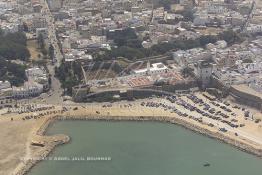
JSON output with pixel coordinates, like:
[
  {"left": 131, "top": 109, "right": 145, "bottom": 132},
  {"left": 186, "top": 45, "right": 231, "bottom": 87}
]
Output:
[{"left": 133, "top": 63, "right": 168, "bottom": 74}]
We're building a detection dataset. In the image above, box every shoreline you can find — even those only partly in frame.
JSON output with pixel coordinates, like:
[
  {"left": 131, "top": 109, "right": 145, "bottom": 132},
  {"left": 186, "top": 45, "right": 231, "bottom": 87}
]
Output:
[{"left": 15, "top": 114, "right": 262, "bottom": 175}]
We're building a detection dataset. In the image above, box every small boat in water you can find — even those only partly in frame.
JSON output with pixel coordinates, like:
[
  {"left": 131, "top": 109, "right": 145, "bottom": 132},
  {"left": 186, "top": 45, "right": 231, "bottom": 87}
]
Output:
[{"left": 203, "top": 163, "right": 210, "bottom": 167}]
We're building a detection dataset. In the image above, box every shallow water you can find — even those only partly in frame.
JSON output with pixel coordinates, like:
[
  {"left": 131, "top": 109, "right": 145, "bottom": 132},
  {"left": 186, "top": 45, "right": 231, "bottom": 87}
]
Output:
[{"left": 29, "top": 121, "right": 262, "bottom": 175}]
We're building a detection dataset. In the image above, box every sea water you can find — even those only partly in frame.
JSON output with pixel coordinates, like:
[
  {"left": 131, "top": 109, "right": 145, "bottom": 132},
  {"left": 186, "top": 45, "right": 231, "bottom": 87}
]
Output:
[{"left": 29, "top": 121, "right": 262, "bottom": 175}]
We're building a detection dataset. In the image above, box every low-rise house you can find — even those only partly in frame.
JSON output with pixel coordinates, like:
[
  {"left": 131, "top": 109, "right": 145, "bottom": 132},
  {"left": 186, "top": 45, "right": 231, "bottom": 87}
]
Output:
[
  {"left": 25, "top": 67, "right": 49, "bottom": 91},
  {"left": 65, "top": 49, "right": 93, "bottom": 62},
  {"left": 237, "top": 61, "right": 262, "bottom": 74},
  {"left": 207, "top": 4, "right": 228, "bottom": 14},
  {"left": 131, "top": 62, "right": 168, "bottom": 76},
  {"left": 0, "top": 81, "right": 11, "bottom": 91},
  {"left": 36, "top": 28, "right": 48, "bottom": 38},
  {"left": 165, "top": 13, "right": 183, "bottom": 24},
  {"left": 249, "top": 77, "right": 262, "bottom": 93},
  {"left": 179, "top": 31, "right": 200, "bottom": 40},
  {"left": 12, "top": 82, "right": 43, "bottom": 99},
  {"left": 0, "top": 22, "right": 20, "bottom": 34},
  {"left": 246, "top": 24, "right": 262, "bottom": 34},
  {"left": 22, "top": 13, "right": 47, "bottom": 32},
  {"left": 0, "top": 96, "right": 13, "bottom": 109}
]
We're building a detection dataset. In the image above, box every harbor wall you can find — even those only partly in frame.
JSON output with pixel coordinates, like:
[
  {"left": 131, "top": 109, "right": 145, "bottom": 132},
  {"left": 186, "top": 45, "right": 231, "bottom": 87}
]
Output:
[
  {"left": 85, "top": 81, "right": 198, "bottom": 102},
  {"left": 229, "top": 86, "right": 262, "bottom": 111}
]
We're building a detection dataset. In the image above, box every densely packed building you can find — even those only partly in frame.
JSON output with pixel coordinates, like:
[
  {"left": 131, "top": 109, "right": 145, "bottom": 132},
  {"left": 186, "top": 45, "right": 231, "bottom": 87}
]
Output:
[{"left": 0, "top": 0, "right": 262, "bottom": 104}]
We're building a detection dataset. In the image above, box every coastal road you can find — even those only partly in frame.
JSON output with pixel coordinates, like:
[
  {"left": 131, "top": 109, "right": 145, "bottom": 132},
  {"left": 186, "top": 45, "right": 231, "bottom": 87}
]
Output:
[
  {"left": 192, "top": 110, "right": 262, "bottom": 145},
  {"left": 45, "top": 64, "right": 63, "bottom": 104},
  {"left": 163, "top": 96, "right": 262, "bottom": 147},
  {"left": 15, "top": 64, "right": 63, "bottom": 105},
  {"left": 224, "top": 125, "right": 262, "bottom": 145}
]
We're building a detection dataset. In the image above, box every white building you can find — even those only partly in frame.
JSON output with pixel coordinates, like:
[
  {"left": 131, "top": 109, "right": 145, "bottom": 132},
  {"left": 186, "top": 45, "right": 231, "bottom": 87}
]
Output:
[
  {"left": 237, "top": 61, "right": 262, "bottom": 74},
  {"left": 26, "top": 67, "right": 45, "bottom": 77},
  {"left": 36, "top": 28, "right": 48, "bottom": 38},
  {"left": 23, "top": 13, "right": 47, "bottom": 32},
  {"left": 249, "top": 77, "right": 262, "bottom": 93},
  {"left": 132, "top": 62, "right": 168, "bottom": 75},
  {"left": 207, "top": 4, "right": 228, "bottom": 14},
  {"left": 64, "top": 49, "right": 93, "bottom": 62},
  {"left": 25, "top": 67, "right": 49, "bottom": 91},
  {"left": 12, "top": 82, "right": 43, "bottom": 99},
  {"left": 246, "top": 24, "right": 262, "bottom": 34},
  {"left": 0, "top": 22, "right": 20, "bottom": 34},
  {"left": 0, "top": 81, "right": 11, "bottom": 91}
]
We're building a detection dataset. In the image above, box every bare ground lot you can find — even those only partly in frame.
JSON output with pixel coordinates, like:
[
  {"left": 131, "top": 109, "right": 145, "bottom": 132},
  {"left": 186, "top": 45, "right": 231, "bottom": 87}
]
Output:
[
  {"left": 27, "top": 40, "right": 42, "bottom": 61},
  {"left": 0, "top": 119, "right": 37, "bottom": 175}
]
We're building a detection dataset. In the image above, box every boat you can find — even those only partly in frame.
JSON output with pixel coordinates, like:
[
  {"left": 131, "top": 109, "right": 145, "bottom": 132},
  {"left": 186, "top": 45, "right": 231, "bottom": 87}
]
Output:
[{"left": 203, "top": 163, "right": 210, "bottom": 167}]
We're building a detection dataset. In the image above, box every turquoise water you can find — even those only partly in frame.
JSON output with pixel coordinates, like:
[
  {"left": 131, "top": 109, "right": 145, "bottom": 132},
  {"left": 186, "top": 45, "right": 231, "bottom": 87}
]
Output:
[{"left": 29, "top": 121, "right": 262, "bottom": 175}]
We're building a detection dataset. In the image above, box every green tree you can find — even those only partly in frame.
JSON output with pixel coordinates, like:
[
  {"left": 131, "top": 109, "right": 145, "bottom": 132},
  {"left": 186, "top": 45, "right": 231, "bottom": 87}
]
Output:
[
  {"left": 0, "top": 32, "right": 30, "bottom": 61},
  {"left": 37, "top": 33, "right": 45, "bottom": 50},
  {"left": 242, "top": 58, "right": 253, "bottom": 63},
  {"left": 107, "top": 28, "right": 142, "bottom": 48},
  {"left": 5, "top": 32, "right": 27, "bottom": 45},
  {"left": 218, "top": 30, "right": 243, "bottom": 45},
  {"left": 159, "top": 0, "right": 172, "bottom": 10},
  {"left": 181, "top": 66, "right": 194, "bottom": 77},
  {"left": 0, "top": 29, "right": 4, "bottom": 36},
  {"left": 48, "top": 75, "right": 52, "bottom": 85},
  {"left": 49, "top": 44, "right": 55, "bottom": 60},
  {"left": 181, "top": 9, "right": 194, "bottom": 22},
  {"left": 23, "top": 23, "right": 29, "bottom": 32},
  {"left": 0, "top": 59, "right": 27, "bottom": 86},
  {"left": 41, "top": 48, "right": 48, "bottom": 56},
  {"left": 199, "top": 35, "right": 218, "bottom": 46}
]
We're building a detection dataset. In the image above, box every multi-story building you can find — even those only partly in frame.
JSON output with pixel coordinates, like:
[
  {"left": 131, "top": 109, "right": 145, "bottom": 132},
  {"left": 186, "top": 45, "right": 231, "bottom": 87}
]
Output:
[
  {"left": 23, "top": 13, "right": 47, "bottom": 32},
  {"left": 47, "top": 0, "right": 62, "bottom": 11},
  {"left": 25, "top": 67, "right": 49, "bottom": 91},
  {"left": 0, "top": 81, "right": 11, "bottom": 91},
  {"left": 194, "top": 60, "right": 216, "bottom": 88},
  {"left": 12, "top": 82, "right": 43, "bottom": 99},
  {"left": 249, "top": 77, "right": 262, "bottom": 93},
  {"left": 36, "top": 27, "right": 48, "bottom": 38}
]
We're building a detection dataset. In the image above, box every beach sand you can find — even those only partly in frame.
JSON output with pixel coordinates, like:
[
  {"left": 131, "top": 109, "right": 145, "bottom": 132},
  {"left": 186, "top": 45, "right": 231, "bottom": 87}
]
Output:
[
  {"left": 0, "top": 95, "right": 261, "bottom": 175},
  {"left": 0, "top": 120, "right": 37, "bottom": 175}
]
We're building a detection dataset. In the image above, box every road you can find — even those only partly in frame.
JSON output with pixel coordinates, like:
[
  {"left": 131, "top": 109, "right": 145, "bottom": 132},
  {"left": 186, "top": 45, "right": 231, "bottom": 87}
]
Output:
[
  {"left": 32, "top": 0, "right": 64, "bottom": 103},
  {"left": 46, "top": 64, "right": 63, "bottom": 104},
  {"left": 40, "top": 0, "right": 63, "bottom": 67},
  {"left": 255, "top": 0, "right": 262, "bottom": 7}
]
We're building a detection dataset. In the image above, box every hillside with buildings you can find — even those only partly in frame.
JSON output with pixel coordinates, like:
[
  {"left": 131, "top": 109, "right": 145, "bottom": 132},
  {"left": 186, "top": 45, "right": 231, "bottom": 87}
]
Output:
[
  {"left": 0, "top": 0, "right": 261, "bottom": 109},
  {"left": 0, "top": 1, "right": 262, "bottom": 175}
]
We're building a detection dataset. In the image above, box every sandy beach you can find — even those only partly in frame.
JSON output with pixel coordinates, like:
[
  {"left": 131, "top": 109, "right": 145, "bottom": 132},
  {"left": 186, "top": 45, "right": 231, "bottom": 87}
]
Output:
[{"left": 0, "top": 93, "right": 262, "bottom": 175}]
